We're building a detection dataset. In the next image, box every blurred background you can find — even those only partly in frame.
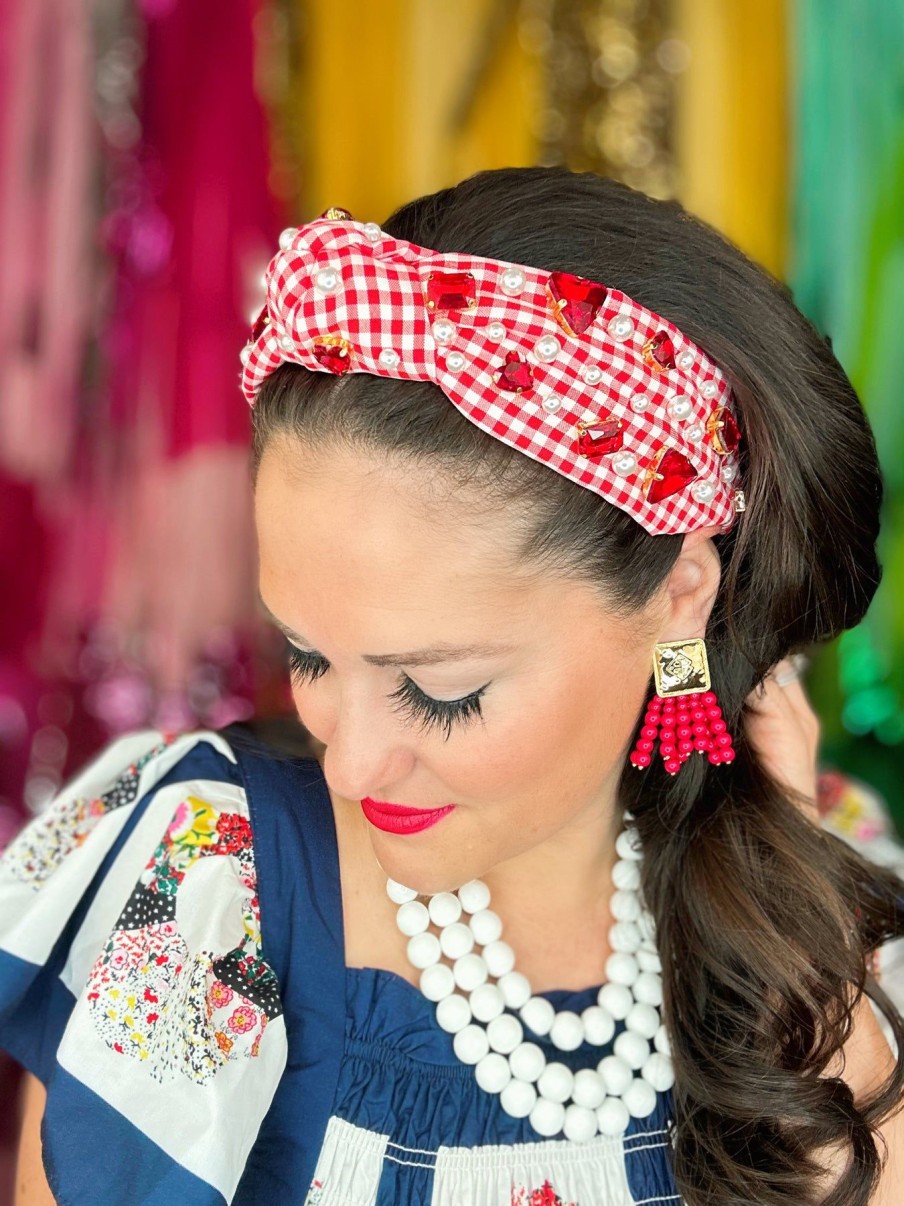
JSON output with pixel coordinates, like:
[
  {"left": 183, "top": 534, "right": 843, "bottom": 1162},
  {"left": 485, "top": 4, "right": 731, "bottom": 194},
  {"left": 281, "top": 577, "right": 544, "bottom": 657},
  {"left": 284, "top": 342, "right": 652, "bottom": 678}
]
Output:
[
  {"left": 0, "top": 1, "right": 903, "bottom": 1194},
  {"left": 1, "top": 0, "right": 903, "bottom": 844}
]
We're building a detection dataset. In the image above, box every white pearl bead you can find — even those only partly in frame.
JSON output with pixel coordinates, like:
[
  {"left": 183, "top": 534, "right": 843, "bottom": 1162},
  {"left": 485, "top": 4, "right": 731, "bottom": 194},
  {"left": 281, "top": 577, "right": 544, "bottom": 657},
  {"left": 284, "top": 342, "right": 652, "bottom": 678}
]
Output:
[
  {"left": 609, "top": 920, "right": 642, "bottom": 953},
  {"left": 597, "top": 1096, "right": 631, "bottom": 1136},
  {"left": 278, "top": 227, "right": 296, "bottom": 250},
  {"left": 610, "top": 890, "right": 642, "bottom": 923},
  {"left": 445, "top": 350, "right": 466, "bottom": 374},
  {"left": 378, "top": 348, "right": 400, "bottom": 369},
  {"left": 690, "top": 479, "right": 716, "bottom": 504},
  {"left": 482, "top": 940, "right": 515, "bottom": 978},
  {"left": 654, "top": 1024, "right": 671, "bottom": 1056},
  {"left": 314, "top": 267, "right": 341, "bottom": 295},
  {"left": 623, "top": 1077, "right": 658, "bottom": 1118},
  {"left": 597, "top": 1054, "right": 633, "bottom": 1096},
  {"left": 611, "top": 859, "right": 641, "bottom": 891},
  {"left": 542, "top": 395, "right": 562, "bottom": 413},
  {"left": 563, "top": 1103, "right": 599, "bottom": 1142},
  {"left": 453, "top": 952, "right": 488, "bottom": 991},
  {"left": 486, "top": 1013, "right": 523, "bottom": 1055},
  {"left": 468, "top": 908, "right": 502, "bottom": 945},
  {"left": 453, "top": 1023, "right": 489, "bottom": 1065},
  {"left": 677, "top": 351, "right": 695, "bottom": 371},
  {"left": 572, "top": 1067, "right": 606, "bottom": 1109},
  {"left": 362, "top": 222, "right": 382, "bottom": 242},
  {"left": 611, "top": 451, "right": 637, "bottom": 477},
  {"left": 626, "top": 1001, "right": 661, "bottom": 1040},
  {"left": 500, "top": 1078, "right": 537, "bottom": 1118},
  {"left": 721, "top": 462, "right": 738, "bottom": 482},
  {"left": 685, "top": 423, "right": 705, "bottom": 442},
  {"left": 407, "top": 931, "right": 441, "bottom": 969},
  {"left": 608, "top": 315, "right": 634, "bottom": 341},
  {"left": 615, "top": 828, "right": 642, "bottom": 861},
  {"left": 629, "top": 393, "right": 650, "bottom": 414},
  {"left": 581, "top": 1004, "right": 616, "bottom": 1047},
  {"left": 279, "top": 335, "right": 294, "bottom": 351},
  {"left": 530, "top": 1097, "right": 565, "bottom": 1138},
  {"left": 439, "top": 922, "right": 474, "bottom": 959},
  {"left": 534, "top": 334, "right": 560, "bottom": 362},
  {"left": 549, "top": 1010, "right": 584, "bottom": 1052},
  {"left": 487, "top": 321, "right": 506, "bottom": 340},
  {"left": 396, "top": 900, "right": 430, "bottom": 936},
  {"left": 636, "top": 912, "right": 656, "bottom": 944},
  {"left": 469, "top": 983, "right": 505, "bottom": 1023},
  {"left": 497, "top": 970, "right": 532, "bottom": 1010},
  {"left": 641, "top": 1051, "right": 675, "bottom": 1092},
  {"left": 598, "top": 982, "right": 633, "bottom": 1020},
  {"left": 605, "top": 952, "right": 639, "bottom": 987},
  {"left": 428, "top": 892, "right": 462, "bottom": 927},
  {"left": 666, "top": 395, "right": 693, "bottom": 421},
  {"left": 435, "top": 993, "right": 471, "bottom": 1033},
  {"left": 386, "top": 879, "right": 418, "bottom": 904},
  {"left": 537, "top": 1061, "right": 574, "bottom": 1103},
  {"left": 614, "top": 1029, "right": 650, "bottom": 1070},
  {"left": 420, "top": 962, "right": 455, "bottom": 1001},
  {"left": 431, "top": 318, "right": 456, "bottom": 346},
  {"left": 239, "top": 345, "right": 253, "bottom": 364},
  {"left": 509, "top": 1041, "right": 545, "bottom": 1082},
  {"left": 500, "top": 267, "right": 526, "bottom": 295},
  {"left": 633, "top": 971, "right": 663, "bottom": 1008},
  {"left": 702, "top": 380, "right": 718, "bottom": 398},
  {"left": 475, "top": 1051, "right": 511, "bottom": 1094},
  {"left": 583, "top": 365, "right": 603, "bottom": 385},
  {"left": 520, "top": 995, "right": 555, "bottom": 1036},
  {"left": 637, "top": 949, "right": 662, "bottom": 974},
  {"left": 457, "top": 880, "right": 491, "bottom": 913}
]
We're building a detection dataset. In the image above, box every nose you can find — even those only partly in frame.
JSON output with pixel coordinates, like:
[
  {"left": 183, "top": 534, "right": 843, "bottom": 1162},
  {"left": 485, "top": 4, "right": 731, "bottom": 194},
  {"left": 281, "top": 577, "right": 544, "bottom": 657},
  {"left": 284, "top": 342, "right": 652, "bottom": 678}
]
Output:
[{"left": 319, "top": 686, "right": 415, "bottom": 802}]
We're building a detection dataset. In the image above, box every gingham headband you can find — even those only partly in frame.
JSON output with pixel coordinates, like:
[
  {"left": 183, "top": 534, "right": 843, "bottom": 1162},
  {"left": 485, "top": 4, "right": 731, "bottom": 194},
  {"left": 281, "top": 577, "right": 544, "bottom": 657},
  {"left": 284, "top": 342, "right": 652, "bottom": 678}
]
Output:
[{"left": 240, "top": 208, "right": 745, "bottom": 536}]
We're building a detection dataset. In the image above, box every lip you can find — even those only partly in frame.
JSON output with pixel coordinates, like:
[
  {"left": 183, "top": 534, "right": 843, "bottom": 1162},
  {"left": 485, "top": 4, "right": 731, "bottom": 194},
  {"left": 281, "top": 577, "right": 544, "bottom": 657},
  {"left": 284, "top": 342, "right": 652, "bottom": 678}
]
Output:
[{"left": 360, "top": 796, "right": 456, "bottom": 835}]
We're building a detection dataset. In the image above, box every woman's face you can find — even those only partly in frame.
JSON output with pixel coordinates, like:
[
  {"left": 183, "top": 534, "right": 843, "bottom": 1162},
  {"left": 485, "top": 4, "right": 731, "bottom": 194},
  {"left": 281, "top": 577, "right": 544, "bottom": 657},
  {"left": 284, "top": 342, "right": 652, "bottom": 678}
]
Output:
[{"left": 255, "top": 437, "right": 698, "bottom": 897}]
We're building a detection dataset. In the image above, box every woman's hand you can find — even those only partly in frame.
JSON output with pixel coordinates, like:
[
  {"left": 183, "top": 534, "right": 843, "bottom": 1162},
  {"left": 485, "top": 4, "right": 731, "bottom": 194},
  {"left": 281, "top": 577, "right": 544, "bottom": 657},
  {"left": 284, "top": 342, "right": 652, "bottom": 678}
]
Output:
[{"left": 744, "top": 655, "right": 821, "bottom": 821}]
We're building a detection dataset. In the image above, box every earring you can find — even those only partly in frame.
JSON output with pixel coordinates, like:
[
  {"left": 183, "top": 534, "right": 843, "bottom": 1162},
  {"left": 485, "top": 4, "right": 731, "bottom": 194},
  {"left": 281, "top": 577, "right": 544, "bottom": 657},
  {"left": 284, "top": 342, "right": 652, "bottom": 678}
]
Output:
[{"left": 629, "top": 638, "right": 736, "bottom": 775}]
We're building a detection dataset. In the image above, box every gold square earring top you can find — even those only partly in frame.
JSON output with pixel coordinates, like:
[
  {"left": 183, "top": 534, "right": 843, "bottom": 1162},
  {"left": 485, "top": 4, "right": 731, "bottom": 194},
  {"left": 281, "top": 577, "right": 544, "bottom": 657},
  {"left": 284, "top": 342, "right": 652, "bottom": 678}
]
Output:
[{"left": 652, "top": 638, "right": 711, "bottom": 697}]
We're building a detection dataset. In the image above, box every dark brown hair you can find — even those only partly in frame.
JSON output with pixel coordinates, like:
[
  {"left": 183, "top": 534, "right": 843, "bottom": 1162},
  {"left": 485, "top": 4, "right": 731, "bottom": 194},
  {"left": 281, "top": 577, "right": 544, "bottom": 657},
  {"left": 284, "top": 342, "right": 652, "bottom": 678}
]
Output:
[{"left": 250, "top": 166, "right": 904, "bottom": 1204}]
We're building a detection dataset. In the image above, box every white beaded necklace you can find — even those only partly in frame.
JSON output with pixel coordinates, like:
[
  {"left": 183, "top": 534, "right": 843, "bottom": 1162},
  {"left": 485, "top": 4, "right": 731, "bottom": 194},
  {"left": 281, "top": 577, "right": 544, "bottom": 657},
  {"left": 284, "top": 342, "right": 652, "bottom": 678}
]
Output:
[{"left": 386, "top": 808, "right": 675, "bottom": 1143}]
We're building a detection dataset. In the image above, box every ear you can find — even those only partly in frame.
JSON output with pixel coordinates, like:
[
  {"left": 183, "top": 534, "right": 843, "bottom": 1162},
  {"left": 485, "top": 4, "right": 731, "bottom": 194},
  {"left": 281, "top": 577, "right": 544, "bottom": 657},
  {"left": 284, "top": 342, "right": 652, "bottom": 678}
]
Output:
[{"left": 657, "top": 524, "right": 723, "bottom": 642}]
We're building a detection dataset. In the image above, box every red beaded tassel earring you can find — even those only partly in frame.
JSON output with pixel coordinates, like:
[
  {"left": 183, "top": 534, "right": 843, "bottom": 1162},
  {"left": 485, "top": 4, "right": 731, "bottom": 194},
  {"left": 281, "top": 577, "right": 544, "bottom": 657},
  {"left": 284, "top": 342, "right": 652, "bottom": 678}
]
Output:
[{"left": 629, "top": 638, "right": 736, "bottom": 775}]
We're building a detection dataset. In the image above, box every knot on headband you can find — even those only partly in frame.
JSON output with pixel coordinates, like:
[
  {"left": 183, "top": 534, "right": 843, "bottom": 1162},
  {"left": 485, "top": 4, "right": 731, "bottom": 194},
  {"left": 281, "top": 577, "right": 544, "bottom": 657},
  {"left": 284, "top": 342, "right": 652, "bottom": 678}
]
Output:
[{"left": 240, "top": 212, "right": 745, "bottom": 537}]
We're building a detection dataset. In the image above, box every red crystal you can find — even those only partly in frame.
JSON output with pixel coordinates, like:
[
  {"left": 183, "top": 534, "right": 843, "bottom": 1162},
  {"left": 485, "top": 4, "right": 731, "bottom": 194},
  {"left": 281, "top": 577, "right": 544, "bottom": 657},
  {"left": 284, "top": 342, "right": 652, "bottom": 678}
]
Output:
[
  {"left": 496, "top": 352, "right": 533, "bottom": 392},
  {"left": 546, "top": 271, "right": 608, "bottom": 336},
  {"left": 644, "top": 447, "right": 697, "bottom": 502},
  {"left": 576, "top": 416, "right": 623, "bottom": 457},
  {"left": 706, "top": 406, "right": 741, "bottom": 454},
  {"left": 312, "top": 336, "right": 353, "bottom": 374},
  {"left": 251, "top": 306, "right": 269, "bottom": 341},
  {"left": 643, "top": 330, "right": 676, "bottom": 371},
  {"left": 425, "top": 272, "right": 477, "bottom": 312}
]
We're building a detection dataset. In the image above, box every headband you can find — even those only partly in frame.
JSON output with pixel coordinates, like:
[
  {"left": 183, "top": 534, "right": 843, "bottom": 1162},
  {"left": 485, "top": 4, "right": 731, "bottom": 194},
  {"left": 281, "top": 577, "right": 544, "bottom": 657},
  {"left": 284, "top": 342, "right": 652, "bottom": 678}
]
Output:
[{"left": 240, "top": 209, "right": 745, "bottom": 536}]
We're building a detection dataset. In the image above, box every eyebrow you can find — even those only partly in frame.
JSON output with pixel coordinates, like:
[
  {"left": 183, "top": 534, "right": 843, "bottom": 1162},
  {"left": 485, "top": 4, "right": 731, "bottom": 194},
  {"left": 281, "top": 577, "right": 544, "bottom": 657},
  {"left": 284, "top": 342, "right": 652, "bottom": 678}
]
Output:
[{"left": 258, "top": 595, "right": 516, "bottom": 668}]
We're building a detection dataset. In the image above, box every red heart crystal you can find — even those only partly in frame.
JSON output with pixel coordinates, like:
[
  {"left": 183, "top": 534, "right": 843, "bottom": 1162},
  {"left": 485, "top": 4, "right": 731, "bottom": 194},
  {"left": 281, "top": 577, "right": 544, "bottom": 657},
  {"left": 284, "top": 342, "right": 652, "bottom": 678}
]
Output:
[
  {"left": 705, "top": 406, "right": 741, "bottom": 454},
  {"left": 312, "top": 336, "right": 353, "bottom": 374},
  {"left": 251, "top": 306, "right": 269, "bottom": 341},
  {"left": 644, "top": 447, "right": 697, "bottom": 502},
  {"left": 497, "top": 352, "right": 533, "bottom": 392},
  {"left": 547, "top": 271, "right": 608, "bottom": 336},
  {"left": 576, "top": 417, "right": 623, "bottom": 457},
  {"left": 425, "top": 272, "right": 477, "bottom": 312},
  {"left": 643, "top": 331, "right": 676, "bottom": 371}
]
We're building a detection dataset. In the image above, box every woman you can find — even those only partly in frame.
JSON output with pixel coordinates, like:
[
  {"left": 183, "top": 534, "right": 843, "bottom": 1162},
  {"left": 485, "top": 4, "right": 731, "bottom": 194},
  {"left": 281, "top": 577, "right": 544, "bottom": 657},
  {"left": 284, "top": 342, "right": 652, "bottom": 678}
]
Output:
[{"left": 5, "top": 166, "right": 904, "bottom": 1205}]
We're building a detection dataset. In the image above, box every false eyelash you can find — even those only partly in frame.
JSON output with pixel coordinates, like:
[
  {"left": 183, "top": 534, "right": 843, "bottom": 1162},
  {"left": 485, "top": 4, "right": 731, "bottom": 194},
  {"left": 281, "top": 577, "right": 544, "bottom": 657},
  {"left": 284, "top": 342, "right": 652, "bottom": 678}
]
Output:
[{"left": 286, "top": 644, "right": 487, "bottom": 741}]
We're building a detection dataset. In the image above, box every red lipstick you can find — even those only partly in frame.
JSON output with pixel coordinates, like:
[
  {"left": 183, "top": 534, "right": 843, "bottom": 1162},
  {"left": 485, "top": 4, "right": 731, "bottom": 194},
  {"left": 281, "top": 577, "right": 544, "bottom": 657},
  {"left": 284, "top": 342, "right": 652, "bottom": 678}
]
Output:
[{"left": 360, "top": 797, "right": 456, "bottom": 835}]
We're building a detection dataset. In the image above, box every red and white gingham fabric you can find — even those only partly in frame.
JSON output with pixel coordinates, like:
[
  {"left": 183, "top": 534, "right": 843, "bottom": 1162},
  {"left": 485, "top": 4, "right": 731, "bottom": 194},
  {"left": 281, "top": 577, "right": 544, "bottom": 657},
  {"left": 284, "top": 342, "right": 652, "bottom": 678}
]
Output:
[{"left": 239, "top": 217, "right": 744, "bottom": 536}]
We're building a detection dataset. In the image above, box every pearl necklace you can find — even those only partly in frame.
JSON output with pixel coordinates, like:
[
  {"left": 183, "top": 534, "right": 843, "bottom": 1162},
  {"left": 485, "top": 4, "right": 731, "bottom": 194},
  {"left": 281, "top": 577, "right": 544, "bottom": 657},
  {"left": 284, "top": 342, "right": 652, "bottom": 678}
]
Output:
[{"left": 386, "top": 809, "right": 674, "bottom": 1143}]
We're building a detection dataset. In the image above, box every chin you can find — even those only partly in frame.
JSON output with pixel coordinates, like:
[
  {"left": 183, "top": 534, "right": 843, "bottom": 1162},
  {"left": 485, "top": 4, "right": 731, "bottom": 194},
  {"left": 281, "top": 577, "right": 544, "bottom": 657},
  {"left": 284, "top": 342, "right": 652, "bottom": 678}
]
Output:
[{"left": 370, "top": 837, "right": 472, "bottom": 897}]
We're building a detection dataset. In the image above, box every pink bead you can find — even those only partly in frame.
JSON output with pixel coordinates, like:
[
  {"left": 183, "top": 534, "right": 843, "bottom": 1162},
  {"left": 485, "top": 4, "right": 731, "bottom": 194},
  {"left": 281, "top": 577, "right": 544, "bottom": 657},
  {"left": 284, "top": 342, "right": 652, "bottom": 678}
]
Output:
[
  {"left": 692, "top": 724, "right": 708, "bottom": 737},
  {"left": 720, "top": 747, "right": 736, "bottom": 763},
  {"left": 693, "top": 737, "right": 709, "bottom": 751},
  {"left": 706, "top": 706, "right": 722, "bottom": 720},
  {"left": 637, "top": 739, "right": 654, "bottom": 752},
  {"left": 710, "top": 719, "right": 727, "bottom": 734},
  {"left": 676, "top": 711, "right": 689, "bottom": 723},
  {"left": 715, "top": 733, "right": 733, "bottom": 748},
  {"left": 631, "top": 751, "right": 652, "bottom": 767},
  {"left": 659, "top": 743, "right": 677, "bottom": 758},
  {"left": 678, "top": 739, "right": 694, "bottom": 753},
  {"left": 701, "top": 692, "right": 717, "bottom": 706},
  {"left": 677, "top": 726, "right": 692, "bottom": 739},
  {"left": 664, "top": 759, "right": 681, "bottom": 775},
  {"left": 690, "top": 707, "right": 706, "bottom": 720},
  {"left": 641, "top": 726, "right": 659, "bottom": 739},
  {"left": 660, "top": 730, "right": 676, "bottom": 744},
  {"left": 707, "top": 750, "right": 722, "bottom": 764}
]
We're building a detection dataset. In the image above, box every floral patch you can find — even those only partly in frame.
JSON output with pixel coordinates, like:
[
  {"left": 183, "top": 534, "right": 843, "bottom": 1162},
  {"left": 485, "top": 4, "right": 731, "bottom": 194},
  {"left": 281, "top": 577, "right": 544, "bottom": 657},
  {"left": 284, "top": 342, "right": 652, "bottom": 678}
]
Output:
[
  {"left": 3, "top": 739, "right": 173, "bottom": 887},
  {"left": 511, "top": 1181, "right": 577, "bottom": 1206},
  {"left": 85, "top": 791, "right": 281, "bottom": 1085}
]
